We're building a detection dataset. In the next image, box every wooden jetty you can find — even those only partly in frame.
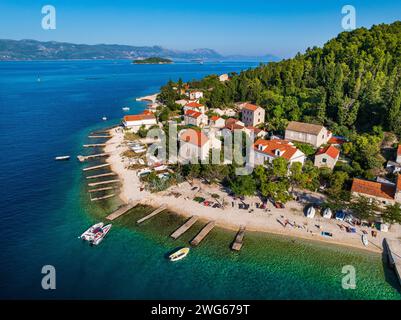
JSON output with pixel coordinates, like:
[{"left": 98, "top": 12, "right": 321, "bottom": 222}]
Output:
[
  {"left": 82, "top": 163, "right": 111, "bottom": 172},
  {"left": 90, "top": 193, "right": 115, "bottom": 202},
  {"left": 83, "top": 143, "right": 106, "bottom": 148},
  {"left": 231, "top": 225, "right": 246, "bottom": 251},
  {"left": 170, "top": 216, "right": 199, "bottom": 239},
  {"left": 106, "top": 203, "right": 138, "bottom": 221},
  {"left": 86, "top": 172, "right": 117, "bottom": 179},
  {"left": 136, "top": 205, "right": 167, "bottom": 224},
  {"left": 88, "top": 186, "right": 118, "bottom": 193},
  {"left": 77, "top": 153, "right": 109, "bottom": 162},
  {"left": 88, "top": 179, "right": 120, "bottom": 187},
  {"left": 190, "top": 221, "right": 215, "bottom": 246},
  {"left": 384, "top": 238, "right": 401, "bottom": 286},
  {"left": 88, "top": 135, "right": 112, "bottom": 139}
]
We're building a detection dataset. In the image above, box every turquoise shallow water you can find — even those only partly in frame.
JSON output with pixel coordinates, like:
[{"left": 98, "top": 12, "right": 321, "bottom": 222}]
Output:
[{"left": 0, "top": 60, "right": 400, "bottom": 299}]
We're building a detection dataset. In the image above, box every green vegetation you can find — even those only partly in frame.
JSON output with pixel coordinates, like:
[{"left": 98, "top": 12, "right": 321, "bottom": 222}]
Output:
[{"left": 133, "top": 57, "right": 173, "bottom": 64}]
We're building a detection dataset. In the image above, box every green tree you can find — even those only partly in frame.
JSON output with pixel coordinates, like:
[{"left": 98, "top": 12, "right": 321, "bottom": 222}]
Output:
[
  {"left": 382, "top": 203, "right": 401, "bottom": 225},
  {"left": 349, "top": 195, "right": 379, "bottom": 221}
]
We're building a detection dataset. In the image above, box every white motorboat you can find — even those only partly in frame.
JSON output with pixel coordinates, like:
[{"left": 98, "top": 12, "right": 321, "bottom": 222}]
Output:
[
  {"left": 322, "top": 208, "right": 332, "bottom": 219},
  {"left": 362, "top": 234, "right": 369, "bottom": 246},
  {"left": 90, "top": 224, "right": 112, "bottom": 246},
  {"left": 122, "top": 107, "right": 130, "bottom": 111},
  {"left": 55, "top": 155, "right": 70, "bottom": 161},
  {"left": 102, "top": 116, "right": 107, "bottom": 121},
  {"left": 169, "top": 247, "right": 190, "bottom": 261},
  {"left": 79, "top": 222, "right": 104, "bottom": 241},
  {"left": 306, "top": 206, "right": 316, "bottom": 219}
]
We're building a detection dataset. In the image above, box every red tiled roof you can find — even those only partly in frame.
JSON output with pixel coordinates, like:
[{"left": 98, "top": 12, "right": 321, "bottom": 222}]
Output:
[
  {"left": 185, "top": 102, "right": 204, "bottom": 108},
  {"left": 124, "top": 113, "right": 155, "bottom": 122},
  {"left": 253, "top": 139, "right": 299, "bottom": 161},
  {"left": 316, "top": 145, "right": 340, "bottom": 159},
  {"left": 242, "top": 103, "right": 260, "bottom": 112},
  {"left": 351, "top": 178, "right": 395, "bottom": 200},
  {"left": 246, "top": 126, "right": 264, "bottom": 134},
  {"left": 328, "top": 136, "right": 347, "bottom": 145},
  {"left": 397, "top": 175, "right": 401, "bottom": 192},
  {"left": 397, "top": 145, "right": 401, "bottom": 156},
  {"left": 179, "top": 129, "right": 209, "bottom": 147},
  {"left": 185, "top": 110, "right": 202, "bottom": 119},
  {"left": 210, "top": 116, "right": 221, "bottom": 121}
]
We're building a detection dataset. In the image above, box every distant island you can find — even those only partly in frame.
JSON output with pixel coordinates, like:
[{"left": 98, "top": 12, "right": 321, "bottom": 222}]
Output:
[{"left": 133, "top": 57, "right": 173, "bottom": 64}]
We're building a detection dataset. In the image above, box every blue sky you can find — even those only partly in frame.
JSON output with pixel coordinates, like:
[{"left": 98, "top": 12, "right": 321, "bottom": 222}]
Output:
[{"left": 0, "top": 0, "right": 400, "bottom": 58}]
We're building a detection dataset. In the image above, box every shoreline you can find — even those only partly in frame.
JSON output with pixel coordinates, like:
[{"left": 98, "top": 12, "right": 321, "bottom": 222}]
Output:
[{"left": 104, "top": 127, "right": 399, "bottom": 255}]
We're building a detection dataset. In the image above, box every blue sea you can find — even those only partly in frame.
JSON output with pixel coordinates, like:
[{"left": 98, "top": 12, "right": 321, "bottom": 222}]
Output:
[{"left": 0, "top": 60, "right": 400, "bottom": 299}]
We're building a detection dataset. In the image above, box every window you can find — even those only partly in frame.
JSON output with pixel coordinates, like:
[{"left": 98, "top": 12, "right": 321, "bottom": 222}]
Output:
[{"left": 322, "top": 158, "right": 327, "bottom": 163}]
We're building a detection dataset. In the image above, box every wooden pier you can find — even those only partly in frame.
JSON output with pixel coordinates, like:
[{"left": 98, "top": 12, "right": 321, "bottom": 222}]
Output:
[
  {"left": 106, "top": 203, "right": 138, "bottom": 221},
  {"left": 231, "top": 225, "right": 246, "bottom": 251},
  {"left": 88, "top": 186, "right": 118, "bottom": 193},
  {"left": 82, "top": 163, "right": 111, "bottom": 172},
  {"left": 190, "top": 221, "right": 215, "bottom": 246},
  {"left": 384, "top": 238, "right": 401, "bottom": 286},
  {"left": 77, "top": 153, "right": 109, "bottom": 162},
  {"left": 136, "top": 205, "right": 167, "bottom": 224},
  {"left": 88, "top": 135, "right": 112, "bottom": 139},
  {"left": 90, "top": 193, "right": 115, "bottom": 202},
  {"left": 170, "top": 216, "right": 199, "bottom": 239},
  {"left": 86, "top": 172, "right": 117, "bottom": 179},
  {"left": 88, "top": 179, "right": 120, "bottom": 187},
  {"left": 83, "top": 143, "right": 106, "bottom": 148}
]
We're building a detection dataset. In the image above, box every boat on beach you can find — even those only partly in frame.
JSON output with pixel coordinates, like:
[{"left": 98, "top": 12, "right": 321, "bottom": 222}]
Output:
[
  {"left": 55, "top": 156, "right": 70, "bottom": 161},
  {"left": 169, "top": 247, "right": 190, "bottom": 261},
  {"left": 79, "top": 222, "right": 104, "bottom": 241},
  {"left": 321, "top": 231, "right": 333, "bottom": 237},
  {"left": 362, "top": 234, "right": 369, "bottom": 246},
  {"left": 306, "top": 206, "right": 316, "bottom": 219},
  {"left": 322, "top": 208, "right": 332, "bottom": 219},
  {"left": 90, "top": 224, "right": 112, "bottom": 246}
]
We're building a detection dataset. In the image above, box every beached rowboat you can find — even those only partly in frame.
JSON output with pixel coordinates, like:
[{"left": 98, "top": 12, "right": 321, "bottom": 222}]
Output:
[{"left": 362, "top": 234, "right": 369, "bottom": 246}]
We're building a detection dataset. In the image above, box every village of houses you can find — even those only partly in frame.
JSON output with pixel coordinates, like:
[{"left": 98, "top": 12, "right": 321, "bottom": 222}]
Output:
[{"left": 110, "top": 74, "right": 401, "bottom": 253}]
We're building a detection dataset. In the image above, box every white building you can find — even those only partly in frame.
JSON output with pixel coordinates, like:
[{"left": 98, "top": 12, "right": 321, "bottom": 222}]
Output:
[
  {"left": 251, "top": 139, "right": 306, "bottom": 167},
  {"left": 219, "top": 74, "right": 229, "bottom": 82},
  {"left": 183, "top": 101, "right": 206, "bottom": 114},
  {"left": 123, "top": 113, "right": 157, "bottom": 132},
  {"left": 209, "top": 116, "right": 225, "bottom": 128},
  {"left": 241, "top": 103, "right": 265, "bottom": 127},
  {"left": 179, "top": 129, "right": 210, "bottom": 162},
  {"left": 314, "top": 145, "right": 340, "bottom": 169},
  {"left": 187, "top": 90, "right": 204, "bottom": 100},
  {"left": 285, "top": 121, "right": 332, "bottom": 148},
  {"left": 184, "top": 110, "right": 208, "bottom": 127}
]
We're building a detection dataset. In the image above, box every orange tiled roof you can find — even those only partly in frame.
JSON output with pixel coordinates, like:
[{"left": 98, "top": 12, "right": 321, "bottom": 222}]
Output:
[
  {"left": 242, "top": 103, "right": 260, "bottom": 112},
  {"left": 179, "top": 129, "right": 209, "bottom": 147},
  {"left": 210, "top": 116, "right": 221, "bottom": 121},
  {"left": 185, "top": 101, "right": 204, "bottom": 108},
  {"left": 328, "top": 136, "right": 347, "bottom": 145},
  {"left": 124, "top": 113, "right": 155, "bottom": 122},
  {"left": 351, "top": 178, "right": 395, "bottom": 200},
  {"left": 397, "top": 145, "right": 401, "bottom": 156},
  {"left": 185, "top": 110, "right": 202, "bottom": 119},
  {"left": 253, "top": 139, "right": 299, "bottom": 161},
  {"left": 397, "top": 175, "right": 401, "bottom": 192},
  {"left": 316, "top": 145, "right": 340, "bottom": 159}
]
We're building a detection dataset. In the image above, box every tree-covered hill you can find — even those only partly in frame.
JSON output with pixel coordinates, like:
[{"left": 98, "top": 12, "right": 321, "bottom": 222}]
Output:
[{"left": 182, "top": 22, "right": 401, "bottom": 137}]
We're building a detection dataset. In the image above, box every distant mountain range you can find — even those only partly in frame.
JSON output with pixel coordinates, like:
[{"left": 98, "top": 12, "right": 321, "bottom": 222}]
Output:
[{"left": 0, "top": 39, "right": 279, "bottom": 62}]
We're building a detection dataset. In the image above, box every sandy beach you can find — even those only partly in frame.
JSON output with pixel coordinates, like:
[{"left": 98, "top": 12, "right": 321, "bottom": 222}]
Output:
[{"left": 105, "top": 127, "right": 401, "bottom": 254}]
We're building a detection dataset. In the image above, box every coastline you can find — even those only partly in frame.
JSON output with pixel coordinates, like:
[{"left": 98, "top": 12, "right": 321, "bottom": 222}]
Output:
[{"left": 104, "top": 126, "right": 399, "bottom": 255}]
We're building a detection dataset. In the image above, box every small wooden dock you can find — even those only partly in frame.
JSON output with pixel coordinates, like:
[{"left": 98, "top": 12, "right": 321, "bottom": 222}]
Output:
[
  {"left": 106, "top": 203, "right": 138, "bottom": 221},
  {"left": 190, "top": 221, "right": 215, "bottom": 246},
  {"left": 90, "top": 193, "right": 115, "bottom": 201},
  {"left": 88, "top": 135, "right": 112, "bottom": 139},
  {"left": 88, "top": 186, "right": 118, "bottom": 193},
  {"left": 88, "top": 179, "right": 120, "bottom": 187},
  {"left": 170, "top": 216, "right": 199, "bottom": 239},
  {"left": 82, "top": 163, "right": 111, "bottom": 171},
  {"left": 83, "top": 143, "right": 106, "bottom": 148},
  {"left": 231, "top": 225, "right": 246, "bottom": 251},
  {"left": 136, "top": 205, "right": 167, "bottom": 224},
  {"left": 86, "top": 172, "right": 117, "bottom": 179},
  {"left": 77, "top": 153, "right": 109, "bottom": 162},
  {"left": 384, "top": 238, "right": 401, "bottom": 286}
]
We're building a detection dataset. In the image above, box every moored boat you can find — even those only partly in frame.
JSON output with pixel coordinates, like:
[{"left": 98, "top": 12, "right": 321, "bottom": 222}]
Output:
[
  {"left": 169, "top": 247, "right": 190, "bottom": 261},
  {"left": 306, "top": 206, "right": 316, "bottom": 219},
  {"left": 102, "top": 116, "right": 107, "bottom": 121},
  {"left": 79, "top": 222, "right": 104, "bottom": 240},
  {"left": 55, "top": 155, "right": 70, "bottom": 161},
  {"left": 322, "top": 208, "right": 332, "bottom": 219},
  {"left": 122, "top": 106, "right": 130, "bottom": 111},
  {"left": 362, "top": 234, "right": 369, "bottom": 246},
  {"left": 90, "top": 224, "right": 112, "bottom": 246}
]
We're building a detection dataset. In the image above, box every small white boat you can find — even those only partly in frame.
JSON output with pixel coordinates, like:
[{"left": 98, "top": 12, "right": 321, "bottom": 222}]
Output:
[
  {"left": 134, "top": 148, "right": 146, "bottom": 154},
  {"left": 322, "top": 208, "right": 332, "bottom": 219},
  {"left": 362, "top": 234, "right": 369, "bottom": 246},
  {"left": 90, "top": 224, "right": 112, "bottom": 246},
  {"left": 154, "top": 165, "right": 168, "bottom": 172},
  {"left": 102, "top": 116, "right": 107, "bottom": 121},
  {"left": 79, "top": 222, "right": 104, "bottom": 241},
  {"left": 122, "top": 107, "right": 130, "bottom": 111},
  {"left": 169, "top": 247, "right": 190, "bottom": 261},
  {"left": 55, "top": 156, "right": 70, "bottom": 161},
  {"left": 306, "top": 206, "right": 316, "bottom": 219}
]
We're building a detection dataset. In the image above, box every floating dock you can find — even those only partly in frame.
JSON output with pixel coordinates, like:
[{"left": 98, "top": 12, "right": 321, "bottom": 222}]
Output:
[
  {"left": 136, "top": 205, "right": 167, "bottom": 224},
  {"left": 88, "top": 179, "right": 120, "bottom": 187},
  {"left": 106, "top": 203, "right": 138, "bottom": 221},
  {"left": 83, "top": 143, "right": 106, "bottom": 148},
  {"left": 88, "top": 135, "right": 112, "bottom": 139},
  {"left": 170, "top": 216, "right": 199, "bottom": 239},
  {"left": 77, "top": 153, "right": 109, "bottom": 162},
  {"left": 88, "top": 186, "right": 118, "bottom": 193},
  {"left": 231, "top": 225, "right": 246, "bottom": 251},
  {"left": 86, "top": 172, "right": 117, "bottom": 179},
  {"left": 90, "top": 194, "right": 115, "bottom": 202},
  {"left": 190, "top": 221, "right": 215, "bottom": 246},
  {"left": 384, "top": 238, "right": 401, "bottom": 286},
  {"left": 82, "top": 163, "right": 111, "bottom": 171}
]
